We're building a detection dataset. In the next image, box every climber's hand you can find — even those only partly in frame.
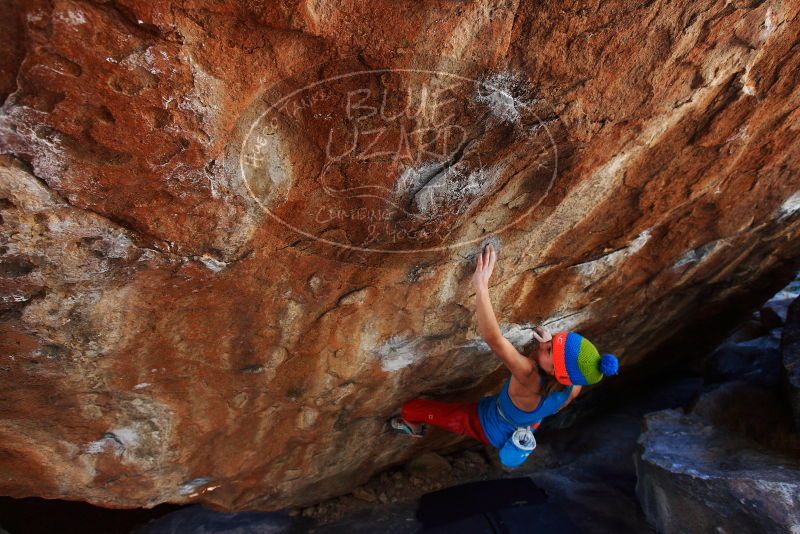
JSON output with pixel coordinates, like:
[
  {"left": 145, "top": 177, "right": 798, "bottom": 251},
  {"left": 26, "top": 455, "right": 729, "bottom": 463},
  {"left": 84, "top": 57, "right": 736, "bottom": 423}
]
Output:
[
  {"left": 472, "top": 244, "right": 496, "bottom": 291},
  {"left": 532, "top": 325, "right": 552, "bottom": 343}
]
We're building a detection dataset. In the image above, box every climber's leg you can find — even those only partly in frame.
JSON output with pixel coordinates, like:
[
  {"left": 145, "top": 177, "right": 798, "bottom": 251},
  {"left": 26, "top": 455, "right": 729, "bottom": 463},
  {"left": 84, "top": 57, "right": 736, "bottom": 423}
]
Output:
[{"left": 400, "top": 399, "right": 490, "bottom": 445}]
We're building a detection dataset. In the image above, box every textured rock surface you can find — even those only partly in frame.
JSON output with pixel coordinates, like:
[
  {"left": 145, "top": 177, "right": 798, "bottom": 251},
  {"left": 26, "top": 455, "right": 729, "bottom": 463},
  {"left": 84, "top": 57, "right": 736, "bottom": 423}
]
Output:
[
  {"left": 635, "top": 399, "right": 800, "bottom": 534},
  {"left": 2, "top": 0, "right": 800, "bottom": 512}
]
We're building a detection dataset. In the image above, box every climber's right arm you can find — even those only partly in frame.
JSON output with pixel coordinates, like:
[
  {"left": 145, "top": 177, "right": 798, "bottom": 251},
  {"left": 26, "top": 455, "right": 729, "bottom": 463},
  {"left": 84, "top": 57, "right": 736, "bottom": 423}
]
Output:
[{"left": 472, "top": 244, "right": 535, "bottom": 380}]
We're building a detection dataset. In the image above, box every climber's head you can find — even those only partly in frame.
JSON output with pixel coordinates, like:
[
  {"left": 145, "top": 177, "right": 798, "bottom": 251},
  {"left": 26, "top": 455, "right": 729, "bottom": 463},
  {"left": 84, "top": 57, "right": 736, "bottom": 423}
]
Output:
[{"left": 550, "top": 331, "right": 619, "bottom": 386}]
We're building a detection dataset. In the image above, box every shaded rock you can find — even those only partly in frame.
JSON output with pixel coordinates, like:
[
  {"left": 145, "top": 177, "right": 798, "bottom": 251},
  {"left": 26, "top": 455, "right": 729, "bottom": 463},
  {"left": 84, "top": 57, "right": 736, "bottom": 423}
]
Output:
[
  {"left": 760, "top": 298, "right": 793, "bottom": 330},
  {"left": 635, "top": 408, "right": 800, "bottom": 534},
  {"left": 689, "top": 380, "right": 798, "bottom": 453},
  {"left": 404, "top": 452, "right": 452, "bottom": 479},
  {"left": 758, "top": 273, "right": 800, "bottom": 330},
  {"left": 723, "top": 315, "right": 767, "bottom": 344},
  {"left": 704, "top": 329, "right": 784, "bottom": 387},
  {"left": 135, "top": 504, "right": 294, "bottom": 534},
  {"left": 452, "top": 449, "right": 490, "bottom": 475},
  {"left": 781, "top": 297, "right": 800, "bottom": 429},
  {"left": 414, "top": 477, "right": 582, "bottom": 532},
  {"left": 462, "top": 450, "right": 487, "bottom": 466},
  {"left": 351, "top": 486, "right": 377, "bottom": 503}
]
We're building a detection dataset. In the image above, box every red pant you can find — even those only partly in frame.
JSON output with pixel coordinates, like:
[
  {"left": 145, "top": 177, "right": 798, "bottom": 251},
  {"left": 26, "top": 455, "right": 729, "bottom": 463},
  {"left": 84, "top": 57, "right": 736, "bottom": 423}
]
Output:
[{"left": 401, "top": 399, "right": 490, "bottom": 445}]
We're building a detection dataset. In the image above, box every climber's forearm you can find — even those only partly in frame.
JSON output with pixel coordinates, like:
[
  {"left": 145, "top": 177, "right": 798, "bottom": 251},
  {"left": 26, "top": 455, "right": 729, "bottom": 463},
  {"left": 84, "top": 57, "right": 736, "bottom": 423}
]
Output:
[
  {"left": 475, "top": 286, "right": 503, "bottom": 342},
  {"left": 474, "top": 283, "right": 534, "bottom": 377}
]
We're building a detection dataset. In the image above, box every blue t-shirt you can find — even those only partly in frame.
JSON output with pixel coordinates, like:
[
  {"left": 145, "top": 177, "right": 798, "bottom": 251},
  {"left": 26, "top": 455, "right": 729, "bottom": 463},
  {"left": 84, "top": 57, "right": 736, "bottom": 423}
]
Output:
[{"left": 477, "top": 375, "right": 573, "bottom": 449}]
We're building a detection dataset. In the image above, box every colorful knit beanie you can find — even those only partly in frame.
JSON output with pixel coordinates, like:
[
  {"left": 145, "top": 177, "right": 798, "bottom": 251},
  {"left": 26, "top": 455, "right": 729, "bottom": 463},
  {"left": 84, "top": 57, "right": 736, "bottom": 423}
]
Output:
[{"left": 552, "top": 331, "right": 619, "bottom": 386}]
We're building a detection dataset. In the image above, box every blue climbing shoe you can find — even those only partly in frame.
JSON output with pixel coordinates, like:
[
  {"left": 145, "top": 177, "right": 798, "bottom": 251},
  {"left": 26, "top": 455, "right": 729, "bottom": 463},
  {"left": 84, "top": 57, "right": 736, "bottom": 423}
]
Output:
[{"left": 389, "top": 416, "right": 426, "bottom": 438}]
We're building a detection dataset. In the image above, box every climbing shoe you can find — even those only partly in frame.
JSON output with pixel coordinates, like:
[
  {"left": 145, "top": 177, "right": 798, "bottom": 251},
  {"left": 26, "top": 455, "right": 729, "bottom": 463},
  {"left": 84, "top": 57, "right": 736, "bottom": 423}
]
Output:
[{"left": 388, "top": 416, "right": 426, "bottom": 438}]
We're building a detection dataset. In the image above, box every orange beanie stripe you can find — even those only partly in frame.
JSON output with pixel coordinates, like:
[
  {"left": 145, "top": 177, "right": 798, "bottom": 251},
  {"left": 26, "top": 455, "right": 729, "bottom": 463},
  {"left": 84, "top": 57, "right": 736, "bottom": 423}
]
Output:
[{"left": 552, "top": 331, "right": 572, "bottom": 385}]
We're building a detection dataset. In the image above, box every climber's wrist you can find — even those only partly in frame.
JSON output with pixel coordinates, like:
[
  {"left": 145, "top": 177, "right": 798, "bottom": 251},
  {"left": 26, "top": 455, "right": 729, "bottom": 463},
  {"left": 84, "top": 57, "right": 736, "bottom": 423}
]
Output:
[{"left": 475, "top": 286, "right": 490, "bottom": 300}]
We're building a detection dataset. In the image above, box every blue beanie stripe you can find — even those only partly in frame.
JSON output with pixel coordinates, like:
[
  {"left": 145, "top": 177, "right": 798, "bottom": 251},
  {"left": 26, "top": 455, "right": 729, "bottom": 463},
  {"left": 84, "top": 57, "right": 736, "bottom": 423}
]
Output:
[{"left": 564, "top": 332, "right": 585, "bottom": 385}]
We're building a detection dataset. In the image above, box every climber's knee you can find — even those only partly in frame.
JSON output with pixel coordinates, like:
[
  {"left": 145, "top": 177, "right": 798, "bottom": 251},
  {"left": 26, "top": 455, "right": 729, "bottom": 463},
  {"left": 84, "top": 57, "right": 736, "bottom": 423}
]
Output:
[{"left": 400, "top": 399, "right": 426, "bottom": 422}]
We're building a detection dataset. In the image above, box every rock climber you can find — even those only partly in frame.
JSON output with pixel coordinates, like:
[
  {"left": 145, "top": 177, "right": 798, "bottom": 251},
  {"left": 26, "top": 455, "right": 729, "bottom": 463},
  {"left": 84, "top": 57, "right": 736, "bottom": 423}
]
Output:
[{"left": 389, "top": 243, "right": 619, "bottom": 468}]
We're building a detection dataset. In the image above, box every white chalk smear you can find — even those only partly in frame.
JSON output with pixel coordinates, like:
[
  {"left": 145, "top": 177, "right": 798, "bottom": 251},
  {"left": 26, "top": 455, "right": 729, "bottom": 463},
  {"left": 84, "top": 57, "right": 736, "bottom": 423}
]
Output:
[
  {"left": 778, "top": 191, "right": 800, "bottom": 219},
  {"left": 57, "top": 9, "right": 86, "bottom": 26},
  {"left": 576, "top": 229, "right": 652, "bottom": 278},
  {"left": 373, "top": 336, "right": 424, "bottom": 372},
  {"left": 178, "top": 477, "right": 213, "bottom": 495},
  {"left": 474, "top": 71, "right": 535, "bottom": 124},
  {"left": 198, "top": 255, "right": 227, "bottom": 272}
]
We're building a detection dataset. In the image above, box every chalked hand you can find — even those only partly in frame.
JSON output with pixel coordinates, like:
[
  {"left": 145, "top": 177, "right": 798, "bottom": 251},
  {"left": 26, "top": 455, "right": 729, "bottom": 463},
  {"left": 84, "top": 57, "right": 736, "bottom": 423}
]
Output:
[{"left": 532, "top": 325, "right": 552, "bottom": 343}]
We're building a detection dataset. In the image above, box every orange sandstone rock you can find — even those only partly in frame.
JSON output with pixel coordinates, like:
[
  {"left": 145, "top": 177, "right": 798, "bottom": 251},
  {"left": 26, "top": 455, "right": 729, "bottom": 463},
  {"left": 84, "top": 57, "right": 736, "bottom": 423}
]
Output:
[{"left": 1, "top": 0, "right": 799, "bottom": 512}]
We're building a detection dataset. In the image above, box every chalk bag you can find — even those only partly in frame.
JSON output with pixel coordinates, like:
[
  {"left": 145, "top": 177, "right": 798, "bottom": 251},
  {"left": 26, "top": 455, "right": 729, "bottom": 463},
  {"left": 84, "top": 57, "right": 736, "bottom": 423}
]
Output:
[{"left": 498, "top": 427, "right": 537, "bottom": 468}]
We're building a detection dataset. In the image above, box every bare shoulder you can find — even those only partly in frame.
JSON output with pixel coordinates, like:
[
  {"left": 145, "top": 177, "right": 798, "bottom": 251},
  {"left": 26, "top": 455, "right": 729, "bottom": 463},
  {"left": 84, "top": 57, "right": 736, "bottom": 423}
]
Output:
[{"left": 509, "top": 371, "right": 542, "bottom": 393}]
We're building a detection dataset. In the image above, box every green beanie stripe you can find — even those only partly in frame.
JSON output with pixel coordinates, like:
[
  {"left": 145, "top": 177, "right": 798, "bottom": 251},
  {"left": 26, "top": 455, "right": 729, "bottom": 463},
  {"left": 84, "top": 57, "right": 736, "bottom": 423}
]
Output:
[{"left": 577, "top": 338, "right": 602, "bottom": 384}]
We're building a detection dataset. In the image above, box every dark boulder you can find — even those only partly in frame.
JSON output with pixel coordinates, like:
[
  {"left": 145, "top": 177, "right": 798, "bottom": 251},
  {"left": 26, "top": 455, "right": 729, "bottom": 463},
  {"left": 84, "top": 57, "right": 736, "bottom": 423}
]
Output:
[
  {"left": 704, "top": 329, "right": 784, "bottom": 388},
  {"left": 635, "top": 385, "right": 800, "bottom": 534},
  {"left": 635, "top": 409, "right": 800, "bottom": 534},
  {"left": 688, "top": 381, "right": 798, "bottom": 453},
  {"left": 759, "top": 298, "right": 795, "bottom": 330},
  {"left": 781, "top": 297, "right": 800, "bottom": 429},
  {"left": 723, "top": 313, "right": 768, "bottom": 344},
  {"left": 135, "top": 504, "right": 295, "bottom": 534}
]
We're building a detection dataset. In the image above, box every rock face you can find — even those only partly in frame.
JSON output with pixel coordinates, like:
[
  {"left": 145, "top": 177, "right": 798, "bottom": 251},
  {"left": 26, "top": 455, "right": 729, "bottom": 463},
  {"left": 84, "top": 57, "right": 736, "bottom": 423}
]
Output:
[
  {"left": 2, "top": 0, "right": 800, "bottom": 512},
  {"left": 635, "top": 388, "right": 800, "bottom": 534}
]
